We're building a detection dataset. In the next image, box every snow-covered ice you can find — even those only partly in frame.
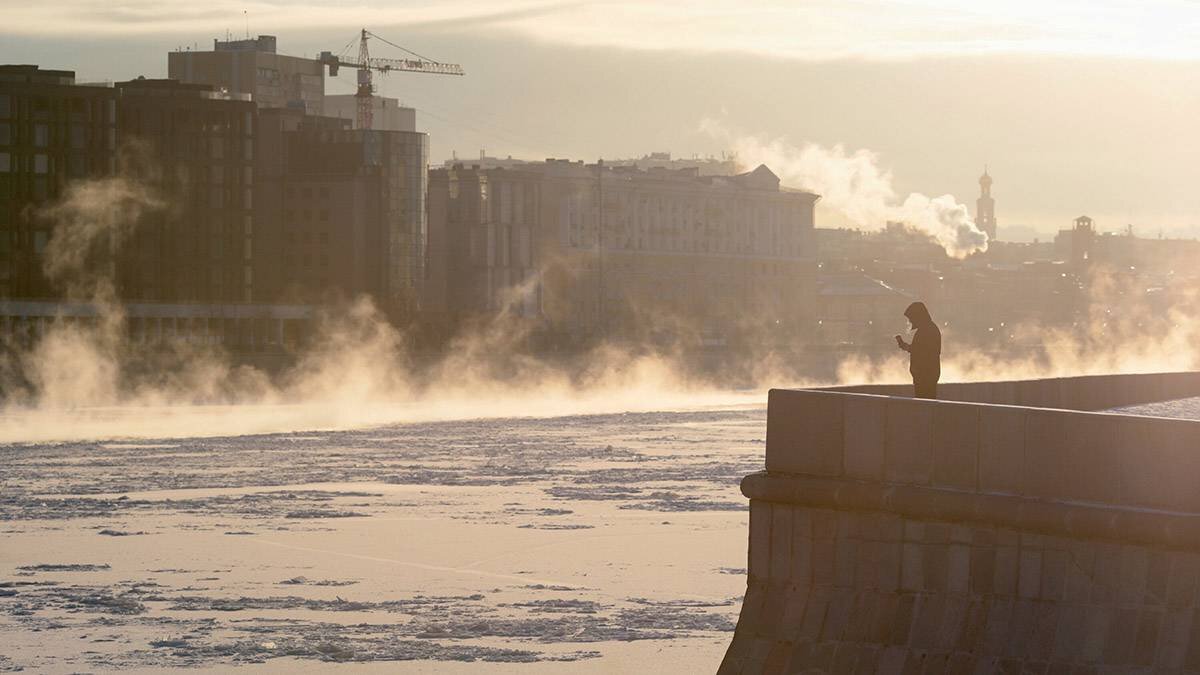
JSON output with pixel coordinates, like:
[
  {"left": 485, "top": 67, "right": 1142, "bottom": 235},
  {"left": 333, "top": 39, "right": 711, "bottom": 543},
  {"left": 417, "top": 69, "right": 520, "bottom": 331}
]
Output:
[{"left": 0, "top": 405, "right": 765, "bottom": 673}]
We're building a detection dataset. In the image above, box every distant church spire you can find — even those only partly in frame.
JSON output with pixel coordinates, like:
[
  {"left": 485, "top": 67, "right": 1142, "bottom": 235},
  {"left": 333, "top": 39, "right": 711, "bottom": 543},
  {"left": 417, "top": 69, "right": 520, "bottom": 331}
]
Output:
[{"left": 976, "top": 166, "right": 996, "bottom": 241}]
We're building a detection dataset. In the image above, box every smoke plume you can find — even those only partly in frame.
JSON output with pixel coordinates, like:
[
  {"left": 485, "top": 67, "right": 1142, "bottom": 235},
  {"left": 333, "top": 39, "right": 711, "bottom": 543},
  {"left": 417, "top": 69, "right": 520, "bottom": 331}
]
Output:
[{"left": 699, "top": 118, "right": 989, "bottom": 258}]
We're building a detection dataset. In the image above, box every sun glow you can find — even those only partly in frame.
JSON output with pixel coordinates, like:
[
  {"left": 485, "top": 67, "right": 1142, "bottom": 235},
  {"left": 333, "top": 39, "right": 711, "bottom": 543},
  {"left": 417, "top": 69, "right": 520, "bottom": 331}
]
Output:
[{"left": 2, "top": 0, "right": 1199, "bottom": 61}]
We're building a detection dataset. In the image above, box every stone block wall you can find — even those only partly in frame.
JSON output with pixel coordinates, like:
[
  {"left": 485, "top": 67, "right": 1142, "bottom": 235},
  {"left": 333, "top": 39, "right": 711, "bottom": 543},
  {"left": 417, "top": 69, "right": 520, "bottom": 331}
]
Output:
[
  {"left": 722, "top": 371, "right": 1200, "bottom": 673},
  {"left": 722, "top": 504, "right": 1200, "bottom": 674}
]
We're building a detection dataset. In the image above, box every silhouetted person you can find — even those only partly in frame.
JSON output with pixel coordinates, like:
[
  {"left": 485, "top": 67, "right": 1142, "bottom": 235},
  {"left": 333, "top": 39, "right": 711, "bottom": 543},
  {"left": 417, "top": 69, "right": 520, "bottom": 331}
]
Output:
[{"left": 894, "top": 302, "right": 941, "bottom": 399}]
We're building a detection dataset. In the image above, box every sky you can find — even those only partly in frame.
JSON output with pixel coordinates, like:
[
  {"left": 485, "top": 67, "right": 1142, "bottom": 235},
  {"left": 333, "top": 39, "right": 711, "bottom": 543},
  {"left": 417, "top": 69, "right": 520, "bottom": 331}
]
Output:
[{"left": 2, "top": 0, "right": 1199, "bottom": 238}]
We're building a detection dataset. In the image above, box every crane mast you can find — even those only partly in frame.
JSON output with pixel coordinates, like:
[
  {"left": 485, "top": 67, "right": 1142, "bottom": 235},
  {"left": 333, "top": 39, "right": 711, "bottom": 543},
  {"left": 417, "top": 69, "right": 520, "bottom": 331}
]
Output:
[
  {"left": 356, "top": 28, "right": 372, "bottom": 131},
  {"left": 319, "top": 29, "right": 465, "bottom": 131}
]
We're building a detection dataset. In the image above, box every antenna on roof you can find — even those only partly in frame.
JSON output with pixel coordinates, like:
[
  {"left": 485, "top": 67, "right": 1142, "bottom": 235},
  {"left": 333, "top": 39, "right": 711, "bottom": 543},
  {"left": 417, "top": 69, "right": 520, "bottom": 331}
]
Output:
[{"left": 244, "top": 10, "right": 249, "bottom": 39}]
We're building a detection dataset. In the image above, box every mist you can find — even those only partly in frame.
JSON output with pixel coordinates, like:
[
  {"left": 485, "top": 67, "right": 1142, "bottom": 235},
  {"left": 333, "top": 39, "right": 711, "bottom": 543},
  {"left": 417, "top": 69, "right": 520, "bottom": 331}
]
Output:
[
  {"left": 3, "top": 159, "right": 1196, "bottom": 444},
  {"left": 0, "top": 175, "right": 763, "bottom": 443}
]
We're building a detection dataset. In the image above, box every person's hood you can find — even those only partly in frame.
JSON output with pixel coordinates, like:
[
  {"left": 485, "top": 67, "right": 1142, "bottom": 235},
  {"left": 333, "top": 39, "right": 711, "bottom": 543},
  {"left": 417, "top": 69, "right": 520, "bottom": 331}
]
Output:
[{"left": 904, "top": 302, "right": 933, "bottom": 327}]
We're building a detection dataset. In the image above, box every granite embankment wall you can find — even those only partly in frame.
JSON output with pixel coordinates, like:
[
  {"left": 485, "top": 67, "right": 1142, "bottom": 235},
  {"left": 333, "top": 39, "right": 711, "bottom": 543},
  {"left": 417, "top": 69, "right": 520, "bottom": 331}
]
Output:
[{"left": 721, "top": 371, "right": 1200, "bottom": 674}]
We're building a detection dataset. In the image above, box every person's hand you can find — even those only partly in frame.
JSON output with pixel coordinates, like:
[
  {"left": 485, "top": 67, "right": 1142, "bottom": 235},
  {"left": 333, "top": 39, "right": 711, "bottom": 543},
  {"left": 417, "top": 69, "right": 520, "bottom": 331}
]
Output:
[{"left": 894, "top": 335, "right": 904, "bottom": 348}]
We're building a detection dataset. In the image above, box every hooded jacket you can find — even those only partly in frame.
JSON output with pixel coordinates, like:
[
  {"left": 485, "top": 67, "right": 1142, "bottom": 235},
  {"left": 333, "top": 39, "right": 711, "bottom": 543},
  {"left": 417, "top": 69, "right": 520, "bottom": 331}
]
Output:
[{"left": 903, "top": 302, "right": 941, "bottom": 383}]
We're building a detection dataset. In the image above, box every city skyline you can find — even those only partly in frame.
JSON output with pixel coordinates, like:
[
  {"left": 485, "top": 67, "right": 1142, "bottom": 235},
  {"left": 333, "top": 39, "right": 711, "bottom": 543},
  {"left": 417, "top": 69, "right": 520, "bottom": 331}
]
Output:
[
  {"left": 2, "top": 1, "right": 1199, "bottom": 238},
  {"left": 6, "top": 6, "right": 1200, "bottom": 672}
]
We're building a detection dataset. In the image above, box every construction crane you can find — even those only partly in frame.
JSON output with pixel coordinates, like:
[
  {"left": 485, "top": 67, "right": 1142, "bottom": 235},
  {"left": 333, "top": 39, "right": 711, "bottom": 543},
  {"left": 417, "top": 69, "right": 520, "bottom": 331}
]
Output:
[{"left": 319, "top": 29, "right": 464, "bottom": 130}]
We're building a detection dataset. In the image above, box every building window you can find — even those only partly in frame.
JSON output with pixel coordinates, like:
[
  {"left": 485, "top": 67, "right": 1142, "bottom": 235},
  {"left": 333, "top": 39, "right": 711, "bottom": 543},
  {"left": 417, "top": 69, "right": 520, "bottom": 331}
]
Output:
[
  {"left": 318, "top": 210, "right": 328, "bottom": 222},
  {"left": 0, "top": 153, "right": 9, "bottom": 173},
  {"left": 0, "top": 123, "right": 9, "bottom": 146},
  {"left": 33, "top": 154, "right": 49, "bottom": 174},
  {"left": 318, "top": 186, "right": 329, "bottom": 199},
  {"left": 0, "top": 94, "right": 9, "bottom": 119}
]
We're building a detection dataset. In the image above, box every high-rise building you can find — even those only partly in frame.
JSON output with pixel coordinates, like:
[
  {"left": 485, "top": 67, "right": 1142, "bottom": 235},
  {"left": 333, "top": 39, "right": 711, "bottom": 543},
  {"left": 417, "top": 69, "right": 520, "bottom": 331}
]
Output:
[
  {"left": 255, "top": 109, "right": 428, "bottom": 318},
  {"left": 0, "top": 65, "right": 118, "bottom": 298},
  {"left": 977, "top": 167, "right": 997, "bottom": 241},
  {"left": 0, "top": 66, "right": 310, "bottom": 355},
  {"left": 168, "top": 35, "right": 325, "bottom": 114},
  {"left": 0, "top": 69, "right": 253, "bottom": 304},
  {"left": 172, "top": 38, "right": 432, "bottom": 321},
  {"left": 114, "top": 77, "right": 256, "bottom": 304},
  {"left": 427, "top": 160, "right": 819, "bottom": 341}
]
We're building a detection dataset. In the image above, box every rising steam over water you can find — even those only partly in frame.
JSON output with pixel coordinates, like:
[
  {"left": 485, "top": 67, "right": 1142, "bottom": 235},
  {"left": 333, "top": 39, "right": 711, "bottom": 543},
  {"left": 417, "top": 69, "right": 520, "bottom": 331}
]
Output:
[{"left": 2, "top": 151, "right": 1196, "bottom": 443}]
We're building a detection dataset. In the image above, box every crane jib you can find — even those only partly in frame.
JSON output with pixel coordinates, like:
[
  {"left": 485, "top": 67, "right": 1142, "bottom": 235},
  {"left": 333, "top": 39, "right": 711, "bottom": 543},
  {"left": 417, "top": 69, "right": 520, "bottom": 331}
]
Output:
[{"left": 320, "top": 29, "right": 466, "bottom": 129}]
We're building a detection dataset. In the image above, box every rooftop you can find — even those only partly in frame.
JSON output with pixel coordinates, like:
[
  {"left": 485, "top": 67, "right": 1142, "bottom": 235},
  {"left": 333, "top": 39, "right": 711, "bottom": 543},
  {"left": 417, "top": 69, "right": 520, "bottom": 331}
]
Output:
[{"left": 0, "top": 64, "right": 75, "bottom": 85}]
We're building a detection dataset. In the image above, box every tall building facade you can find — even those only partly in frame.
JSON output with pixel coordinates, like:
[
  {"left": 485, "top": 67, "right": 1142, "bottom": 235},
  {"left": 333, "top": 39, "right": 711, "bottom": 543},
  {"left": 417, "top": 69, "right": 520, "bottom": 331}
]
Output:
[
  {"left": 172, "top": 40, "right": 431, "bottom": 321},
  {"left": 0, "top": 67, "right": 257, "bottom": 304},
  {"left": 0, "top": 66, "right": 118, "bottom": 298},
  {"left": 114, "top": 77, "right": 256, "bottom": 303},
  {"left": 0, "top": 66, "right": 309, "bottom": 356},
  {"left": 977, "top": 167, "right": 996, "bottom": 241},
  {"left": 427, "top": 160, "right": 819, "bottom": 341},
  {"left": 168, "top": 35, "right": 325, "bottom": 114},
  {"left": 256, "top": 109, "right": 428, "bottom": 318}
]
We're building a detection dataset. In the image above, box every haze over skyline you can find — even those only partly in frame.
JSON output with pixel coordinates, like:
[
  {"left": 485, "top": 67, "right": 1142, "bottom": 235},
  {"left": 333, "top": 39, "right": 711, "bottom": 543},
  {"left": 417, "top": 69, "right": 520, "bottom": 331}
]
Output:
[{"left": 3, "top": 0, "right": 1198, "bottom": 238}]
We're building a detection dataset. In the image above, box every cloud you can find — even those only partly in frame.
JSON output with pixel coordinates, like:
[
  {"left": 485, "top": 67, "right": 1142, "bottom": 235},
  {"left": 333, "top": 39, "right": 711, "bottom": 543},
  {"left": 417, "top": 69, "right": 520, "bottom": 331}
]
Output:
[
  {"left": 0, "top": 1, "right": 573, "bottom": 37},
  {"left": 3, "top": 0, "right": 1200, "bottom": 61}
]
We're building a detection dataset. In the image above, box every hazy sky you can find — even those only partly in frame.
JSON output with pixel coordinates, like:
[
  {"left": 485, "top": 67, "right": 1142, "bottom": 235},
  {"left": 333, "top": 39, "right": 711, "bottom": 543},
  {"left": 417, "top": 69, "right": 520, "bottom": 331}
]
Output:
[{"left": 3, "top": 0, "right": 1199, "bottom": 237}]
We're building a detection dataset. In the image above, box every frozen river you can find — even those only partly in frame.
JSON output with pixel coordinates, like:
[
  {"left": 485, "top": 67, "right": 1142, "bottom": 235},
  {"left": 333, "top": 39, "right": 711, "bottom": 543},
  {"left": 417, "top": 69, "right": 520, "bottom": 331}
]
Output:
[
  {"left": 0, "top": 405, "right": 763, "bottom": 673},
  {"left": 7, "top": 391, "right": 1195, "bottom": 672}
]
